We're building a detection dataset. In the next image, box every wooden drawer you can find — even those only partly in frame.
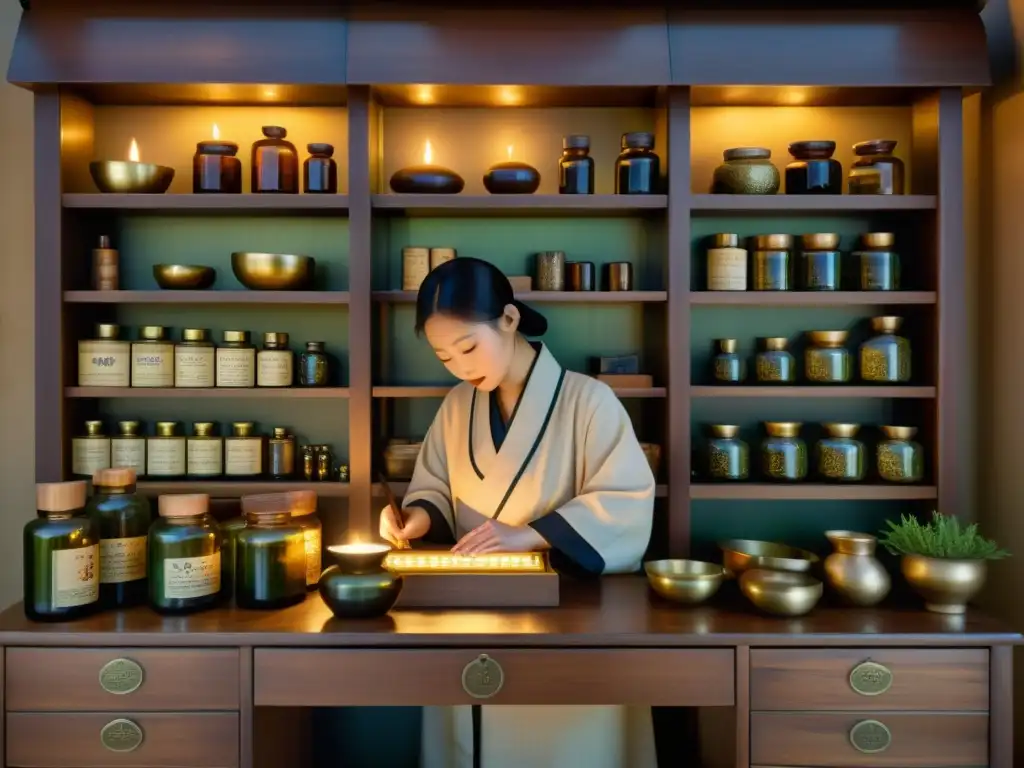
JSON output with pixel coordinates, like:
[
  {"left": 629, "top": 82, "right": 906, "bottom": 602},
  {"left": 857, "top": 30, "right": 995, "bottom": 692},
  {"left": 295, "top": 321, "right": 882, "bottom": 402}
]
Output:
[
  {"left": 6, "top": 648, "right": 240, "bottom": 711},
  {"left": 255, "top": 648, "right": 734, "bottom": 706},
  {"left": 750, "top": 648, "right": 988, "bottom": 711},
  {"left": 751, "top": 712, "right": 988, "bottom": 767},
  {"left": 6, "top": 712, "right": 239, "bottom": 767}
]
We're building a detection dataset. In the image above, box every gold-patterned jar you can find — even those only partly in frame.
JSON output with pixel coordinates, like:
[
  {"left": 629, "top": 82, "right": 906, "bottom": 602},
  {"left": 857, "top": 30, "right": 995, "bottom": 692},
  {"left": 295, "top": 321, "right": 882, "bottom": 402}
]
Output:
[
  {"left": 187, "top": 422, "right": 223, "bottom": 479},
  {"left": 712, "top": 338, "right": 746, "bottom": 383},
  {"left": 805, "top": 330, "right": 851, "bottom": 383},
  {"left": 147, "top": 421, "right": 186, "bottom": 479},
  {"left": 711, "top": 147, "right": 780, "bottom": 195},
  {"left": 755, "top": 337, "right": 796, "bottom": 383},
  {"left": 750, "top": 233, "right": 793, "bottom": 291},
  {"left": 706, "top": 425, "right": 749, "bottom": 481},
  {"left": 174, "top": 328, "right": 215, "bottom": 388},
  {"left": 216, "top": 331, "right": 255, "bottom": 388},
  {"left": 815, "top": 423, "right": 865, "bottom": 482},
  {"left": 855, "top": 232, "right": 900, "bottom": 291},
  {"left": 761, "top": 422, "right": 807, "bottom": 481},
  {"left": 72, "top": 420, "right": 111, "bottom": 478},
  {"left": 860, "top": 316, "right": 911, "bottom": 383},
  {"left": 877, "top": 426, "right": 924, "bottom": 483},
  {"left": 131, "top": 326, "right": 174, "bottom": 388},
  {"left": 78, "top": 323, "right": 130, "bottom": 387},
  {"left": 257, "top": 332, "right": 293, "bottom": 388},
  {"left": 110, "top": 420, "right": 146, "bottom": 475}
]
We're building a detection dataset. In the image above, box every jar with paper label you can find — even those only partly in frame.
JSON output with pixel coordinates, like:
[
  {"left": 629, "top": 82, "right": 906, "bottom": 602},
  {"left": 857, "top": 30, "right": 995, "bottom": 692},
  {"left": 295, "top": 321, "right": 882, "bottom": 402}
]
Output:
[
  {"left": 174, "top": 328, "right": 215, "bottom": 388},
  {"left": 225, "top": 422, "right": 264, "bottom": 478},
  {"left": 257, "top": 332, "right": 293, "bottom": 387},
  {"left": 148, "top": 494, "right": 221, "bottom": 614},
  {"left": 147, "top": 421, "right": 186, "bottom": 479},
  {"left": 860, "top": 315, "right": 911, "bottom": 383},
  {"left": 712, "top": 338, "right": 746, "bottom": 383},
  {"left": 24, "top": 481, "right": 100, "bottom": 622},
  {"left": 236, "top": 495, "right": 306, "bottom": 609},
  {"left": 72, "top": 421, "right": 111, "bottom": 478},
  {"left": 706, "top": 234, "right": 748, "bottom": 291},
  {"left": 78, "top": 323, "right": 130, "bottom": 387},
  {"left": 216, "top": 330, "right": 255, "bottom": 388},
  {"left": 85, "top": 468, "right": 151, "bottom": 609},
  {"left": 110, "top": 420, "right": 146, "bottom": 474},
  {"left": 289, "top": 490, "right": 321, "bottom": 589},
  {"left": 187, "top": 422, "right": 223, "bottom": 478},
  {"left": 131, "top": 326, "right": 174, "bottom": 387},
  {"left": 755, "top": 337, "right": 796, "bottom": 383},
  {"left": 402, "top": 247, "right": 430, "bottom": 291}
]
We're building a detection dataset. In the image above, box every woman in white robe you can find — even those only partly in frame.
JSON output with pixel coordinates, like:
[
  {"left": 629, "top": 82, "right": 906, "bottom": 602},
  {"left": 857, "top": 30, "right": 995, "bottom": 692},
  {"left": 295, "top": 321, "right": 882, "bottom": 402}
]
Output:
[{"left": 379, "top": 257, "right": 657, "bottom": 768}]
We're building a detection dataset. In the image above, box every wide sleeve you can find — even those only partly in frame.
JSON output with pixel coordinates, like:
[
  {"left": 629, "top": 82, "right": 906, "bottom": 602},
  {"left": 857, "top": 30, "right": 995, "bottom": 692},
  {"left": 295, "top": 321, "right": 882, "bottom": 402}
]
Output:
[
  {"left": 529, "top": 385, "right": 655, "bottom": 574},
  {"left": 402, "top": 410, "right": 457, "bottom": 545}
]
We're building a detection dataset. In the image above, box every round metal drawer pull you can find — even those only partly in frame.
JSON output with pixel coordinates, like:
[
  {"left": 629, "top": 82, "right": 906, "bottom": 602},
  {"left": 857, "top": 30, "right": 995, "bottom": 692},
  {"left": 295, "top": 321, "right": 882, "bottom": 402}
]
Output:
[
  {"left": 462, "top": 654, "right": 504, "bottom": 699},
  {"left": 98, "top": 658, "right": 145, "bottom": 695},
  {"left": 848, "top": 660, "right": 892, "bottom": 697},
  {"left": 849, "top": 719, "right": 891, "bottom": 754},
  {"left": 101, "top": 718, "right": 144, "bottom": 753}
]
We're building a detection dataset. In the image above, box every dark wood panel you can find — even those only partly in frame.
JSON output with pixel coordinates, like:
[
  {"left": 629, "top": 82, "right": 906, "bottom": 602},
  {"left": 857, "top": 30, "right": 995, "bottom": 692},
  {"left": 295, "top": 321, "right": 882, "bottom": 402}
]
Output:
[
  {"left": 62, "top": 194, "right": 349, "bottom": 211},
  {"left": 239, "top": 648, "right": 253, "bottom": 768},
  {"left": 749, "top": 648, "right": 989, "bottom": 712},
  {"left": 690, "top": 292, "right": 936, "bottom": 306},
  {"left": 690, "top": 386, "right": 936, "bottom": 399},
  {"left": 373, "top": 290, "right": 667, "bottom": 304},
  {"left": 6, "top": 648, "right": 240, "bottom": 711},
  {"left": 990, "top": 645, "right": 1013, "bottom": 767},
  {"left": 690, "top": 484, "right": 938, "bottom": 500},
  {"left": 136, "top": 481, "right": 349, "bottom": 498},
  {"left": 254, "top": 648, "right": 734, "bottom": 706},
  {"left": 750, "top": 711, "right": 987, "bottom": 767},
  {"left": 65, "top": 387, "right": 350, "bottom": 399},
  {"left": 690, "top": 194, "right": 937, "bottom": 212},
  {"left": 64, "top": 291, "right": 350, "bottom": 305}
]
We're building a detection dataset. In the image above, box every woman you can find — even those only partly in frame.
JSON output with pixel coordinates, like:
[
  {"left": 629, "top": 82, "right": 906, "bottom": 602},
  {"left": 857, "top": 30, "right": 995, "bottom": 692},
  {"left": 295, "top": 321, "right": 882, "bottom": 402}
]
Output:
[{"left": 379, "top": 257, "right": 657, "bottom": 768}]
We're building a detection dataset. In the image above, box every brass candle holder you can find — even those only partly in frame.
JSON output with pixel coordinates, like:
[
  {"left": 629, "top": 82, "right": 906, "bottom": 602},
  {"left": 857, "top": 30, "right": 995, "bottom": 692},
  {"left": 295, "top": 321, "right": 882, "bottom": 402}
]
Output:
[{"left": 90, "top": 138, "right": 174, "bottom": 194}]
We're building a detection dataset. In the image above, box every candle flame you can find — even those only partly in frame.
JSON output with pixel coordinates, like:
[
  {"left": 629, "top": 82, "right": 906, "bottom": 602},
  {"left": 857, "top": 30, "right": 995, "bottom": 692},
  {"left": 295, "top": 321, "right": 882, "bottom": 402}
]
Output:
[
  {"left": 507, "top": 145, "right": 514, "bottom": 161},
  {"left": 423, "top": 140, "right": 433, "bottom": 165},
  {"left": 212, "top": 124, "right": 220, "bottom": 140},
  {"left": 128, "top": 138, "right": 140, "bottom": 163}
]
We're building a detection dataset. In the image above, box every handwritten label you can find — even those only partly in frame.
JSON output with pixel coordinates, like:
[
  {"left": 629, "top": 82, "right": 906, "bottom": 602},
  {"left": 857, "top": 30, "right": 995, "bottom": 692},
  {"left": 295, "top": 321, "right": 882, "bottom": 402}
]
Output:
[
  {"left": 111, "top": 438, "right": 145, "bottom": 473},
  {"left": 52, "top": 545, "right": 99, "bottom": 608},
  {"left": 163, "top": 553, "right": 221, "bottom": 599},
  {"left": 305, "top": 527, "right": 322, "bottom": 586},
  {"left": 100, "top": 536, "right": 147, "bottom": 584},
  {"left": 72, "top": 438, "right": 110, "bottom": 476},
  {"left": 175, "top": 348, "right": 215, "bottom": 388},
  {"left": 216, "top": 348, "right": 255, "bottom": 387},
  {"left": 78, "top": 341, "right": 129, "bottom": 387},
  {"left": 131, "top": 342, "right": 174, "bottom": 387}
]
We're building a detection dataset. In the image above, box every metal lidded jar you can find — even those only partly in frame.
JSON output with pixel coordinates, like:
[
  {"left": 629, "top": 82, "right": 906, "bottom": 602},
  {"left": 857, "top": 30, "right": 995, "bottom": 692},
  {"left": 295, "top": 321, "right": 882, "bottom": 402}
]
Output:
[
  {"left": 217, "top": 330, "right": 256, "bottom": 388},
  {"left": 225, "top": 422, "right": 264, "bottom": 479},
  {"left": 298, "top": 341, "right": 329, "bottom": 387},
  {"left": 815, "top": 423, "right": 866, "bottom": 482},
  {"left": 848, "top": 139, "right": 905, "bottom": 195},
  {"left": 147, "top": 421, "right": 186, "bottom": 479},
  {"left": 711, "top": 147, "right": 780, "bottom": 195},
  {"left": 111, "top": 420, "right": 146, "bottom": 475},
  {"left": 855, "top": 232, "right": 900, "bottom": 291},
  {"left": 805, "top": 330, "right": 851, "bottom": 383},
  {"left": 257, "top": 332, "right": 293, "bottom": 388},
  {"left": 706, "top": 424, "right": 749, "bottom": 481},
  {"left": 304, "top": 143, "right": 338, "bottom": 194},
  {"left": 785, "top": 140, "right": 842, "bottom": 194},
  {"left": 86, "top": 468, "right": 151, "bottom": 609},
  {"left": 131, "top": 325, "right": 174, "bottom": 388},
  {"left": 269, "top": 427, "right": 296, "bottom": 480},
  {"left": 24, "top": 480, "right": 100, "bottom": 622},
  {"left": 148, "top": 494, "right": 222, "bottom": 614},
  {"left": 236, "top": 494, "right": 307, "bottom": 609},
  {"left": 72, "top": 420, "right": 111, "bottom": 478},
  {"left": 187, "top": 422, "right": 224, "bottom": 478},
  {"left": 798, "top": 232, "right": 841, "bottom": 291},
  {"left": 534, "top": 251, "right": 566, "bottom": 291},
  {"left": 761, "top": 422, "right": 808, "bottom": 481},
  {"left": 559, "top": 134, "right": 594, "bottom": 195},
  {"left": 615, "top": 132, "right": 660, "bottom": 195},
  {"left": 860, "top": 316, "right": 911, "bottom": 383},
  {"left": 750, "top": 233, "right": 793, "bottom": 290},
  {"left": 174, "top": 328, "right": 215, "bottom": 388},
  {"left": 712, "top": 338, "right": 746, "bottom": 383},
  {"left": 877, "top": 426, "right": 925, "bottom": 483},
  {"left": 755, "top": 337, "right": 796, "bottom": 384},
  {"left": 78, "top": 323, "right": 130, "bottom": 387}
]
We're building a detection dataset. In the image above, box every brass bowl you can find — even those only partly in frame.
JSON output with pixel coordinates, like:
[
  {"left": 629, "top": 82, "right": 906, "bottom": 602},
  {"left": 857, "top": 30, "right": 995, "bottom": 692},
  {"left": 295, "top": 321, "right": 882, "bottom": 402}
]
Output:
[
  {"left": 231, "top": 252, "right": 315, "bottom": 290},
  {"left": 740, "top": 569, "right": 823, "bottom": 617},
  {"left": 90, "top": 160, "right": 175, "bottom": 194},
  {"left": 719, "top": 539, "right": 819, "bottom": 577},
  {"left": 645, "top": 559, "right": 725, "bottom": 605},
  {"left": 800, "top": 232, "right": 840, "bottom": 250},
  {"left": 153, "top": 264, "right": 216, "bottom": 290},
  {"left": 901, "top": 555, "right": 987, "bottom": 614}
]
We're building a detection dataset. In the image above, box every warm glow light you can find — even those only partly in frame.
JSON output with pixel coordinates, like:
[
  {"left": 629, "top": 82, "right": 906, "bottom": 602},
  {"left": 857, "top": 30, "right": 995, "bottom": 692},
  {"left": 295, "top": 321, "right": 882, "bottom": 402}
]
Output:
[
  {"left": 496, "top": 85, "right": 523, "bottom": 106},
  {"left": 385, "top": 551, "right": 547, "bottom": 573},
  {"left": 781, "top": 87, "right": 808, "bottom": 106},
  {"left": 414, "top": 85, "right": 435, "bottom": 105},
  {"left": 330, "top": 542, "right": 391, "bottom": 555},
  {"left": 506, "top": 145, "right": 514, "bottom": 161},
  {"left": 128, "top": 138, "right": 140, "bottom": 163},
  {"left": 423, "top": 140, "right": 433, "bottom": 165},
  {"left": 212, "top": 124, "right": 220, "bottom": 140}
]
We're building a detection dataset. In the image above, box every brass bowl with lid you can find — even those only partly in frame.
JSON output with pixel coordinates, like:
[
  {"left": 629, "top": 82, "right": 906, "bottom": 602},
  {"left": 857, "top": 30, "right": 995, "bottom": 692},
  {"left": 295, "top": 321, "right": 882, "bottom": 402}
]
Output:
[
  {"left": 645, "top": 559, "right": 726, "bottom": 605},
  {"left": 153, "top": 264, "right": 216, "bottom": 290},
  {"left": 231, "top": 252, "right": 315, "bottom": 290},
  {"left": 719, "top": 539, "right": 819, "bottom": 577}
]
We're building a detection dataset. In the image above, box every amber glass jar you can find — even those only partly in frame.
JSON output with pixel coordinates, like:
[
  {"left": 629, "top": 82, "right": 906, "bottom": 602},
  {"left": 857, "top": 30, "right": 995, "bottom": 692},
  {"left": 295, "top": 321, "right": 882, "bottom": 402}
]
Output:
[
  {"left": 615, "top": 132, "right": 660, "bottom": 195},
  {"left": 559, "top": 135, "right": 594, "bottom": 195},
  {"left": 148, "top": 494, "right": 221, "bottom": 615},
  {"left": 304, "top": 143, "right": 338, "bottom": 194},
  {"left": 86, "top": 468, "right": 151, "bottom": 609},
  {"left": 848, "top": 139, "right": 905, "bottom": 195},
  {"left": 251, "top": 126, "right": 299, "bottom": 194},
  {"left": 289, "top": 490, "right": 322, "bottom": 590},
  {"left": 785, "top": 141, "right": 842, "bottom": 194}
]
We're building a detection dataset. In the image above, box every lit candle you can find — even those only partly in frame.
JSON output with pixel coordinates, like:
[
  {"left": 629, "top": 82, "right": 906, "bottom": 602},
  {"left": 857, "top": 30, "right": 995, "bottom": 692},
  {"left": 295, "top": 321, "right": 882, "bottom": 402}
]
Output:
[
  {"left": 89, "top": 136, "right": 174, "bottom": 194},
  {"left": 389, "top": 139, "right": 465, "bottom": 194},
  {"left": 483, "top": 143, "right": 540, "bottom": 195},
  {"left": 193, "top": 123, "right": 242, "bottom": 194}
]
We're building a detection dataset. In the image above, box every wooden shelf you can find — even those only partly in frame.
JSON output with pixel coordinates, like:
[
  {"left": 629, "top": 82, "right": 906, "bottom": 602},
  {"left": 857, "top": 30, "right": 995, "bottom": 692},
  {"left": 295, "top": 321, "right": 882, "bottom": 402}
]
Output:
[
  {"left": 61, "top": 194, "right": 350, "bottom": 212},
  {"left": 689, "top": 194, "right": 937, "bottom": 212},
  {"left": 371, "top": 194, "right": 667, "bottom": 215},
  {"left": 373, "top": 386, "right": 666, "bottom": 398},
  {"left": 65, "top": 387, "right": 349, "bottom": 399},
  {"left": 690, "top": 484, "right": 938, "bottom": 501},
  {"left": 691, "top": 386, "right": 936, "bottom": 398},
  {"left": 64, "top": 291, "right": 350, "bottom": 305},
  {"left": 375, "top": 481, "right": 669, "bottom": 499},
  {"left": 137, "top": 481, "right": 349, "bottom": 498},
  {"left": 373, "top": 290, "right": 667, "bottom": 303},
  {"left": 690, "top": 291, "right": 936, "bottom": 306}
]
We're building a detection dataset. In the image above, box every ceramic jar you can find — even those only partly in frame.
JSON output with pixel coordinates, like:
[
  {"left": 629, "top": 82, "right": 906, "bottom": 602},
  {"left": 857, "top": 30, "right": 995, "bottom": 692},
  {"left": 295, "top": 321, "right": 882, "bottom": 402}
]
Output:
[
  {"left": 815, "top": 423, "right": 865, "bottom": 482},
  {"left": 877, "top": 426, "right": 925, "bottom": 482},
  {"left": 860, "top": 316, "right": 911, "bottom": 383},
  {"left": 785, "top": 141, "right": 842, "bottom": 194},
  {"left": 712, "top": 147, "right": 780, "bottom": 195},
  {"left": 318, "top": 544, "right": 403, "bottom": 619},
  {"left": 805, "top": 330, "right": 851, "bottom": 383},
  {"left": 823, "top": 530, "right": 891, "bottom": 607},
  {"left": 706, "top": 425, "right": 749, "bottom": 481},
  {"left": 848, "top": 139, "right": 905, "bottom": 195},
  {"left": 761, "top": 422, "right": 807, "bottom": 481}
]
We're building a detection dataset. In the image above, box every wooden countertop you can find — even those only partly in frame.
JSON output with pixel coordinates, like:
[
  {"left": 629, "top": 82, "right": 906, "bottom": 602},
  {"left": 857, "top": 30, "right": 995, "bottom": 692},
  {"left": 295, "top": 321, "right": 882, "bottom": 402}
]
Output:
[{"left": 0, "top": 576, "right": 1018, "bottom": 648}]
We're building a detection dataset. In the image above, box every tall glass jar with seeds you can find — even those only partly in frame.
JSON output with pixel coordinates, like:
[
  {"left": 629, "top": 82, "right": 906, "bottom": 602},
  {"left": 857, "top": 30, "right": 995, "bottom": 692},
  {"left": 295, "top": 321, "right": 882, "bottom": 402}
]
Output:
[
  {"left": 712, "top": 339, "right": 746, "bottom": 383},
  {"left": 805, "top": 330, "right": 851, "bottom": 383},
  {"left": 815, "top": 423, "right": 865, "bottom": 482},
  {"left": 755, "top": 337, "right": 796, "bottom": 383},
  {"left": 86, "top": 468, "right": 151, "bottom": 609},
  {"left": 706, "top": 425, "right": 749, "bottom": 481},
  {"left": 877, "top": 426, "right": 924, "bottom": 482},
  {"left": 148, "top": 494, "right": 221, "bottom": 614},
  {"left": 760, "top": 422, "right": 808, "bottom": 481},
  {"left": 860, "top": 316, "right": 911, "bottom": 382}
]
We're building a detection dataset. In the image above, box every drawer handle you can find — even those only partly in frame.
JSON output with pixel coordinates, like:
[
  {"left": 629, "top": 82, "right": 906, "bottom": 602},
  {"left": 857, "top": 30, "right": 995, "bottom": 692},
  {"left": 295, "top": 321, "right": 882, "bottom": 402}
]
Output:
[
  {"left": 849, "top": 660, "right": 893, "bottom": 697},
  {"left": 98, "top": 658, "right": 145, "bottom": 695},
  {"left": 849, "top": 719, "right": 891, "bottom": 754},
  {"left": 100, "top": 718, "right": 145, "bottom": 753},
  {"left": 462, "top": 654, "right": 504, "bottom": 699}
]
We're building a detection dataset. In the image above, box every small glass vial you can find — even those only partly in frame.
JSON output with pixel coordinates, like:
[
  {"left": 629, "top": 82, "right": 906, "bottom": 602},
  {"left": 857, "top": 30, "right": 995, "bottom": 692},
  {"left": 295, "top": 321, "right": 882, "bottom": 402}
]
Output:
[
  {"left": 815, "top": 423, "right": 865, "bottom": 482},
  {"left": 78, "top": 323, "right": 130, "bottom": 387},
  {"left": 615, "top": 132, "right": 660, "bottom": 195},
  {"left": 86, "top": 468, "right": 151, "bottom": 609},
  {"left": 289, "top": 490, "right": 321, "bottom": 590},
  {"left": 855, "top": 232, "right": 901, "bottom": 291},
  {"left": 877, "top": 426, "right": 925, "bottom": 483},
  {"left": 761, "top": 421, "right": 808, "bottom": 481},
  {"left": 111, "top": 420, "right": 146, "bottom": 474},
  {"left": 235, "top": 502, "right": 306, "bottom": 609},
  {"left": 805, "top": 330, "right": 851, "bottom": 383},
  {"left": 148, "top": 494, "right": 221, "bottom": 615},
  {"left": 559, "top": 135, "right": 594, "bottom": 195},
  {"left": 706, "top": 234, "right": 748, "bottom": 291},
  {"left": 712, "top": 338, "right": 746, "bottom": 383},
  {"left": 316, "top": 445, "right": 333, "bottom": 482},
  {"left": 225, "top": 422, "right": 264, "bottom": 479},
  {"left": 131, "top": 326, "right": 174, "bottom": 388},
  {"left": 848, "top": 139, "right": 905, "bottom": 195},
  {"left": 706, "top": 425, "right": 749, "bottom": 481},
  {"left": 24, "top": 481, "right": 99, "bottom": 622},
  {"left": 251, "top": 125, "right": 299, "bottom": 194},
  {"left": 750, "top": 234, "right": 792, "bottom": 291},
  {"left": 219, "top": 515, "right": 246, "bottom": 601},
  {"left": 269, "top": 427, "right": 296, "bottom": 480},
  {"left": 298, "top": 341, "right": 329, "bottom": 387},
  {"left": 175, "top": 328, "right": 215, "bottom": 388},
  {"left": 301, "top": 445, "right": 316, "bottom": 481},
  {"left": 755, "top": 337, "right": 796, "bottom": 384},
  {"left": 217, "top": 330, "right": 256, "bottom": 388},
  {"left": 147, "top": 421, "right": 186, "bottom": 479},
  {"left": 257, "top": 332, "right": 293, "bottom": 387},
  {"left": 72, "top": 420, "right": 111, "bottom": 478},
  {"left": 187, "top": 422, "right": 224, "bottom": 478},
  {"left": 303, "top": 143, "right": 337, "bottom": 194},
  {"left": 860, "top": 316, "right": 911, "bottom": 383}
]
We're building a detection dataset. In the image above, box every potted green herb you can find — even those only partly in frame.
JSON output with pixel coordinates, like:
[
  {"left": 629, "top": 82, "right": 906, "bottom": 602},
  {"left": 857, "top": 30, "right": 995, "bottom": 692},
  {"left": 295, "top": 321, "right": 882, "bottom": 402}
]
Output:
[{"left": 879, "top": 512, "right": 1009, "bottom": 614}]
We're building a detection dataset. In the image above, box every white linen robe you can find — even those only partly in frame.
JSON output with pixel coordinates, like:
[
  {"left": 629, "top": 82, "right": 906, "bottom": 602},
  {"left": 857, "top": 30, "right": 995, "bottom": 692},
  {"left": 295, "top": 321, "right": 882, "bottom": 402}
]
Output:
[{"left": 403, "top": 342, "right": 657, "bottom": 768}]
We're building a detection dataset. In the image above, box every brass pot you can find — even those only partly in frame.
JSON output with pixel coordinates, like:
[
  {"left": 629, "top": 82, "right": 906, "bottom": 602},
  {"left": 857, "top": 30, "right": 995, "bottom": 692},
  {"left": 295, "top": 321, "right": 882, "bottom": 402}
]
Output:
[
  {"left": 318, "top": 544, "right": 403, "bottom": 619},
  {"left": 901, "top": 555, "right": 986, "bottom": 614},
  {"left": 645, "top": 559, "right": 725, "bottom": 605},
  {"left": 231, "top": 252, "right": 315, "bottom": 290},
  {"left": 719, "top": 539, "right": 818, "bottom": 577},
  {"left": 153, "top": 264, "right": 216, "bottom": 290},
  {"left": 823, "top": 530, "right": 891, "bottom": 607},
  {"left": 90, "top": 160, "right": 175, "bottom": 194},
  {"left": 740, "top": 569, "right": 823, "bottom": 617}
]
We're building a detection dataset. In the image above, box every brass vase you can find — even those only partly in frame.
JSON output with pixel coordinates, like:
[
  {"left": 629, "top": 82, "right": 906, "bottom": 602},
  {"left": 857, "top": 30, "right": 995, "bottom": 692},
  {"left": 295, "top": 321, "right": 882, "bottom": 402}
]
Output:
[
  {"left": 823, "top": 531, "right": 890, "bottom": 607},
  {"left": 318, "top": 544, "right": 403, "bottom": 619},
  {"left": 901, "top": 555, "right": 986, "bottom": 614}
]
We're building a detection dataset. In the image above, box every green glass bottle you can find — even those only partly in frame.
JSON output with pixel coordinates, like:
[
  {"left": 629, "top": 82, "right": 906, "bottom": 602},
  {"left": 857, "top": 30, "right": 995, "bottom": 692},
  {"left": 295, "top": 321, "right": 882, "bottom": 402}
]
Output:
[
  {"left": 219, "top": 515, "right": 246, "bottom": 601},
  {"left": 86, "top": 468, "right": 152, "bottom": 609},
  {"left": 148, "top": 494, "right": 221, "bottom": 615},
  {"left": 236, "top": 494, "right": 307, "bottom": 609},
  {"left": 24, "top": 481, "right": 100, "bottom": 622}
]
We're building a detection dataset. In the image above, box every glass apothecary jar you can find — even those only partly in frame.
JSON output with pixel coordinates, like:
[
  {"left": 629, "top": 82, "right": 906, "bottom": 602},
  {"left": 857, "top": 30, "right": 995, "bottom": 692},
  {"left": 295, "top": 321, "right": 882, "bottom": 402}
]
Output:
[
  {"left": 559, "top": 135, "right": 594, "bottom": 195},
  {"left": 72, "top": 420, "right": 111, "bottom": 478},
  {"left": 712, "top": 338, "right": 746, "bottom": 383},
  {"left": 785, "top": 140, "right": 842, "bottom": 194},
  {"left": 298, "top": 341, "right": 329, "bottom": 387},
  {"left": 711, "top": 147, "right": 780, "bottom": 195},
  {"left": 257, "top": 332, "right": 293, "bottom": 387},
  {"left": 251, "top": 126, "right": 298, "bottom": 194},
  {"left": 225, "top": 422, "right": 264, "bottom": 479},
  {"left": 86, "top": 468, "right": 151, "bottom": 610},
  {"left": 706, "top": 425, "right": 749, "bottom": 481},
  {"left": 756, "top": 337, "right": 796, "bottom": 384},
  {"left": 614, "top": 132, "right": 660, "bottom": 195},
  {"left": 750, "top": 234, "right": 792, "bottom": 291},
  {"left": 131, "top": 325, "right": 174, "bottom": 388},
  {"left": 289, "top": 490, "right": 322, "bottom": 590},
  {"left": 148, "top": 494, "right": 221, "bottom": 615},
  {"left": 815, "top": 423, "right": 865, "bottom": 482},
  {"left": 147, "top": 421, "right": 186, "bottom": 479},
  {"left": 798, "top": 232, "right": 841, "bottom": 291},
  {"left": 235, "top": 503, "right": 306, "bottom": 610},
  {"left": 111, "top": 420, "right": 145, "bottom": 475},
  {"left": 303, "top": 143, "right": 337, "bottom": 194},
  {"left": 848, "top": 139, "right": 905, "bottom": 195},
  {"left": 187, "top": 422, "right": 223, "bottom": 478},
  {"left": 219, "top": 515, "right": 246, "bottom": 601},
  {"left": 805, "top": 330, "right": 851, "bottom": 383},
  {"left": 761, "top": 422, "right": 808, "bottom": 481},
  {"left": 174, "top": 328, "right": 215, "bottom": 388},
  {"left": 860, "top": 316, "right": 911, "bottom": 383},
  {"left": 877, "top": 426, "right": 925, "bottom": 483},
  {"left": 78, "top": 323, "right": 129, "bottom": 387},
  {"left": 217, "top": 330, "right": 255, "bottom": 388},
  {"left": 855, "top": 232, "right": 900, "bottom": 291}
]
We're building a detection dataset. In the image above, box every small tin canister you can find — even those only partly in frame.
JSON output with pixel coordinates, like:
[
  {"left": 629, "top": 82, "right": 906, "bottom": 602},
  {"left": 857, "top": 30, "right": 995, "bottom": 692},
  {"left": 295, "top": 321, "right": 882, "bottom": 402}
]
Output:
[
  {"left": 566, "top": 262, "right": 595, "bottom": 291},
  {"left": 535, "top": 251, "right": 565, "bottom": 291},
  {"left": 604, "top": 262, "right": 633, "bottom": 291}
]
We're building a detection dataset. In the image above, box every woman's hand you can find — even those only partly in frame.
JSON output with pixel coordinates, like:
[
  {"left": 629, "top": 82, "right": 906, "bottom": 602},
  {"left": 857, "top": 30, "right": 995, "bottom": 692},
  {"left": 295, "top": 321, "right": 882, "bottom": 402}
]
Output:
[
  {"left": 452, "top": 519, "right": 548, "bottom": 556},
  {"left": 379, "top": 505, "right": 431, "bottom": 548}
]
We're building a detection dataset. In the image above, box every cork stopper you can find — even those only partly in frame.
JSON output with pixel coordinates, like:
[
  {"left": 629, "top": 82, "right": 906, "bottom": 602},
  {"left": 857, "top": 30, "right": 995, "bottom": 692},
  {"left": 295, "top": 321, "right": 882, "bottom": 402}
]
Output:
[
  {"left": 92, "top": 468, "right": 136, "bottom": 489},
  {"left": 158, "top": 493, "right": 209, "bottom": 518},
  {"left": 36, "top": 480, "right": 87, "bottom": 512}
]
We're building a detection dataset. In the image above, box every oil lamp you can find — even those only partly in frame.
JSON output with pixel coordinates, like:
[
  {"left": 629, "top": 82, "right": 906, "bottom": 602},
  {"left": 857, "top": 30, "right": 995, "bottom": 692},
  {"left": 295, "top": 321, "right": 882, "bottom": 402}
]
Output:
[
  {"left": 90, "top": 138, "right": 175, "bottom": 194},
  {"left": 389, "top": 140, "right": 465, "bottom": 194},
  {"left": 318, "top": 543, "right": 403, "bottom": 619},
  {"left": 193, "top": 124, "right": 241, "bottom": 194},
  {"left": 483, "top": 145, "right": 541, "bottom": 194}
]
